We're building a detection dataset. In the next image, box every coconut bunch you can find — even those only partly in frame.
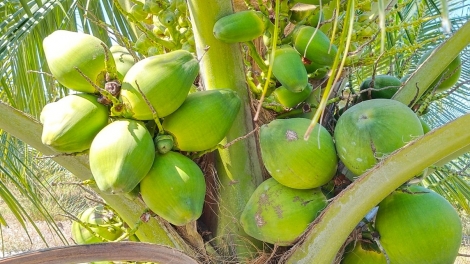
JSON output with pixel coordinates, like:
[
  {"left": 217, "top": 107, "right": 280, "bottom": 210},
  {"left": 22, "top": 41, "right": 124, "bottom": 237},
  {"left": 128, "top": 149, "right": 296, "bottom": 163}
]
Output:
[
  {"left": 236, "top": 99, "right": 461, "bottom": 262},
  {"left": 208, "top": 4, "right": 464, "bottom": 261},
  {"left": 71, "top": 205, "right": 125, "bottom": 244},
  {"left": 40, "top": 30, "right": 242, "bottom": 230},
  {"left": 125, "top": 0, "right": 195, "bottom": 55}
]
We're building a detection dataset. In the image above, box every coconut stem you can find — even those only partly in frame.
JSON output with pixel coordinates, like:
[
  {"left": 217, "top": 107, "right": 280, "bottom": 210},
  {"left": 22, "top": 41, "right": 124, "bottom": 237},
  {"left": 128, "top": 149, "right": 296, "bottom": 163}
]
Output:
[
  {"left": 115, "top": 208, "right": 149, "bottom": 242},
  {"left": 73, "top": 67, "right": 123, "bottom": 114},
  {"left": 244, "top": 40, "right": 268, "bottom": 73},
  {"left": 101, "top": 43, "right": 119, "bottom": 82},
  {"left": 134, "top": 80, "right": 165, "bottom": 134}
]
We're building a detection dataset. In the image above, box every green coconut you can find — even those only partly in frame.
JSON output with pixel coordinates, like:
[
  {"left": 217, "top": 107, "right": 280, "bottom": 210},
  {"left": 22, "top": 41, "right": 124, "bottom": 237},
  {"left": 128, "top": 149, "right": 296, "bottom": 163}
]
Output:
[
  {"left": 272, "top": 84, "right": 313, "bottom": 108},
  {"left": 375, "top": 185, "right": 462, "bottom": 264},
  {"left": 43, "top": 30, "right": 114, "bottom": 93},
  {"left": 162, "top": 89, "right": 241, "bottom": 152},
  {"left": 334, "top": 99, "right": 424, "bottom": 176},
  {"left": 120, "top": 50, "right": 199, "bottom": 120},
  {"left": 89, "top": 119, "right": 155, "bottom": 194},
  {"left": 40, "top": 93, "right": 109, "bottom": 153},
  {"left": 110, "top": 45, "right": 135, "bottom": 80},
  {"left": 289, "top": 5, "right": 315, "bottom": 24},
  {"left": 213, "top": 10, "right": 268, "bottom": 43},
  {"left": 240, "top": 178, "right": 327, "bottom": 246},
  {"left": 140, "top": 151, "right": 206, "bottom": 226},
  {"left": 418, "top": 49, "right": 462, "bottom": 93},
  {"left": 271, "top": 45, "right": 309, "bottom": 93},
  {"left": 359, "top": 75, "right": 402, "bottom": 100},
  {"left": 292, "top": 25, "right": 337, "bottom": 67},
  {"left": 341, "top": 241, "right": 387, "bottom": 264},
  {"left": 259, "top": 118, "right": 337, "bottom": 189},
  {"left": 420, "top": 118, "right": 431, "bottom": 134},
  {"left": 71, "top": 205, "right": 123, "bottom": 244}
]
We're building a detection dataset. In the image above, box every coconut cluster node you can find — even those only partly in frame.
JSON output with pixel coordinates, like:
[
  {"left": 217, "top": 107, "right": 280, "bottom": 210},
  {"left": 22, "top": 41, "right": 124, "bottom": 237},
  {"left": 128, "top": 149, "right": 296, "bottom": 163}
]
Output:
[{"left": 40, "top": 29, "right": 242, "bottom": 235}]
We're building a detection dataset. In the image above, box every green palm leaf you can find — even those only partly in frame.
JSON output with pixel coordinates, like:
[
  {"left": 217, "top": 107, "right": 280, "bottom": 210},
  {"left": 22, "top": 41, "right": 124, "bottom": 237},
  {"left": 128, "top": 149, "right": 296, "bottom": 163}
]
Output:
[{"left": 412, "top": 1, "right": 470, "bottom": 212}]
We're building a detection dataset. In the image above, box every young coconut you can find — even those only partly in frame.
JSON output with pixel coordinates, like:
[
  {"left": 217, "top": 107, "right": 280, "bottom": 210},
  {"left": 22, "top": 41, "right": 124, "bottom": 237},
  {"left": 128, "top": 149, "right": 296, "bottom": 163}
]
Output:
[
  {"left": 259, "top": 118, "right": 337, "bottom": 189},
  {"left": 213, "top": 10, "right": 268, "bottom": 43},
  {"left": 272, "top": 84, "right": 313, "bottom": 108},
  {"left": 240, "top": 178, "right": 327, "bottom": 246},
  {"left": 40, "top": 93, "right": 109, "bottom": 153},
  {"left": 271, "top": 45, "right": 309, "bottom": 93},
  {"left": 89, "top": 119, "right": 155, "bottom": 194},
  {"left": 71, "top": 205, "right": 123, "bottom": 244},
  {"left": 334, "top": 99, "right": 424, "bottom": 176},
  {"left": 110, "top": 45, "right": 135, "bottom": 80},
  {"left": 418, "top": 49, "right": 462, "bottom": 93},
  {"left": 43, "top": 30, "right": 115, "bottom": 93},
  {"left": 341, "top": 240, "right": 387, "bottom": 264},
  {"left": 140, "top": 151, "right": 206, "bottom": 226},
  {"left": 292, "top": 25, "right": 337, "bottom": 67},
  {"left": 359, "top": 75, "right": 402, "bottom": 100},
  {"left": 120, "top": 50, "right": 199, "bottom": 120},
  {"left": 162, "top": 89, "right": 241, "bottom": 152},
  {"left": 375, "top": 185, "right": 462, "bottom": 264}
]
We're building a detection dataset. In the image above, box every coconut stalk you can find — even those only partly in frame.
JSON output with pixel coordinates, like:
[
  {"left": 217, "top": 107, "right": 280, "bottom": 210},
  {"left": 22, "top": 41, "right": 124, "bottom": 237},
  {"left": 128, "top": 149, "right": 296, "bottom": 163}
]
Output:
[
  {"left": 0, "top": 101, "right": 196, "bottom": 257},
  {"left": 282, "top": 19, "right": 470, "bottom": 263},
  {"left": 188, "top": 0, "right": 265, "bottom": 260}
]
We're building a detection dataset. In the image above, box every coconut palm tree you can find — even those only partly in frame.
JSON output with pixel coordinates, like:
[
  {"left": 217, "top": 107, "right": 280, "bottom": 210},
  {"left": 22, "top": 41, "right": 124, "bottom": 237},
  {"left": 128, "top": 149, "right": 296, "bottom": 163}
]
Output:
[{"left": 0, "top": 0, "right": 469, "bottom": 263}]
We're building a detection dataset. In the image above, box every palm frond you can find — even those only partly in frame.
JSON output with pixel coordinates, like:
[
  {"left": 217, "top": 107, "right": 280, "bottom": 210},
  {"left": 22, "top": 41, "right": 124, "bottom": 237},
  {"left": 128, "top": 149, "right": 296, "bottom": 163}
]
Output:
[
  {"left": 413, "top": 0, "right": 470, "bottom": 212},
  {"left": 0, "top": 136, "right": 69, "bottom": 248}
]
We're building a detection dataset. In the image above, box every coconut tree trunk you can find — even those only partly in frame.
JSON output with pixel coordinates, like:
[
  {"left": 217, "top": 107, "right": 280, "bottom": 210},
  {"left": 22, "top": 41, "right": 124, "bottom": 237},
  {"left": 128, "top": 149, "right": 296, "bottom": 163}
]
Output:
[{"left": 188, "top": 0, "right": 265, "bottom": 260}]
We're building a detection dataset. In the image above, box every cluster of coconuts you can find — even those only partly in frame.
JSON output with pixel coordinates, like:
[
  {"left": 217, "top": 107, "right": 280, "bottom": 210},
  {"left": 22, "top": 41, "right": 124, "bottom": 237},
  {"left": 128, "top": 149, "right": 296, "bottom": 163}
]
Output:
[
  {"left": 338, "top": 50, "right": 462, "bottom": 262},
  {"left": 71, "top": 205, "right": 127, "bottom": 245},
  {"left": 212, "top": 5, "right": 463, "bottom": 263},
  {"left": 40, "top": 29, "right": 242, "bottom": 238},
  {"left": 211, "top": 7, "right": 339, "bottom": 247},
  {"left": 126, "top": 0, "right": 195, "bottom": 55},
  {"left": 212, "top": 9, "right": 338, "bottom": 111}
]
